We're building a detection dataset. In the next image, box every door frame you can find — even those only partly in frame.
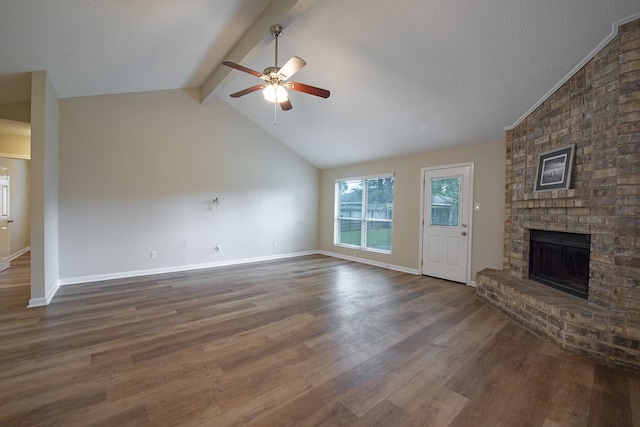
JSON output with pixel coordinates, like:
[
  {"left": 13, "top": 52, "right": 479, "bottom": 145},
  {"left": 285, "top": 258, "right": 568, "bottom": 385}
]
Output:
[
  {"left": 0, "top": 175, "right": 9, "bottom": 273},
  {"left": 418, "top": 162, "right": 474, "bottom": 285}
]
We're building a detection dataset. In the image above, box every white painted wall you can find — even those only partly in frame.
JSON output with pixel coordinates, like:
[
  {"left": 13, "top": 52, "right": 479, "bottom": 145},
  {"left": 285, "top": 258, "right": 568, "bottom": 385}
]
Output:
[
  {"left": 0, "top": 157, "right": 30, "bottom": 256},
  {"left": 58, "top": 89, "right": 319, "bottom": 281},
  {"left": 319, "top": 140, "right": 506, "bottom": 279},
  {"left": 30, "top": 71, "right": 59, "bottom": 305}
]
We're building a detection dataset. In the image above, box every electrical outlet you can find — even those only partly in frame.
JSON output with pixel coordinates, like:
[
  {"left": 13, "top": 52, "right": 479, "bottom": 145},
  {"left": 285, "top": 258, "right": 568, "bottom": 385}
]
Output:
[
  {"left": 150, "top": 251, "right": 157, "bottom": 259},
  {"left": 273, "top": 241, "right": 278, "bottom": 248}
]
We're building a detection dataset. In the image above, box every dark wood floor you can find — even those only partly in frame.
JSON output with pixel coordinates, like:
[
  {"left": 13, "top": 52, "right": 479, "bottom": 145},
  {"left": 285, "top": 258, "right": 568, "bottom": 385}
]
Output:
[{"left": 1, "top": 252, "right": 638, "bottom": 426}]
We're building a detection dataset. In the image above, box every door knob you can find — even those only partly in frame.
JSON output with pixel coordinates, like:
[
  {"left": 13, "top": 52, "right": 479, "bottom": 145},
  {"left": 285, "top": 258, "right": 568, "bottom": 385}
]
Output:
[
  {"left": 461, "top": 231, "right": 467, "bottom": 236},
  {"left": 7, "top": 220, "right": 13, "bottom": 223}
]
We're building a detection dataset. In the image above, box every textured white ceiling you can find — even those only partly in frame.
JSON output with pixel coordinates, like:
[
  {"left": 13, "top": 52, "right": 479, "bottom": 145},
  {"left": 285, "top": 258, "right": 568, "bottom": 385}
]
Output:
[
  {"left": 0, "top": 0, "right": 271, "bottom": 99},
  {"left": 0, "top": 0, "right": 638, "bottom": 169}
]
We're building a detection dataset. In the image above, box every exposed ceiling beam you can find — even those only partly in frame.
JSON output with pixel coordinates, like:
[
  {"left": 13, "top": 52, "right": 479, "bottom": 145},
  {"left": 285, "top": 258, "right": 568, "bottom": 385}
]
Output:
[{"left": 199, "top": 0, "right": 316, "bottom": 104}]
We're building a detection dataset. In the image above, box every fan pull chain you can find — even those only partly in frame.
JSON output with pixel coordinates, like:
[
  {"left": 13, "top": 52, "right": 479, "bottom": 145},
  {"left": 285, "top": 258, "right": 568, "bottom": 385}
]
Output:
[{"left": 274, "top": 100, "right": 277, "bottom": 125}]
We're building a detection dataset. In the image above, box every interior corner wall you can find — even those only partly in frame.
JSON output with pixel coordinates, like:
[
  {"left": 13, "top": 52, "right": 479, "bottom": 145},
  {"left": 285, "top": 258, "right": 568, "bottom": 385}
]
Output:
[
  {"left": 318, "top": 140, "right": 506, "bottom": 279},
  {"left": 58, "top": 89, "right": 319, "bottom": 281},
  {"left": 0, "top": 157, "right": 30, "bottom": 256},
  {"left": 30, "top": 71, "right": 59, "bottom": 305}
]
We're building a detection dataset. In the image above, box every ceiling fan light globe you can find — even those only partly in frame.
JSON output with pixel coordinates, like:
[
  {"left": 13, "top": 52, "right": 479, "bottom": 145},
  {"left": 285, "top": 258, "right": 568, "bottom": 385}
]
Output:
[{"left": 263, "top": 84, "right": 288, "bottom": 103}]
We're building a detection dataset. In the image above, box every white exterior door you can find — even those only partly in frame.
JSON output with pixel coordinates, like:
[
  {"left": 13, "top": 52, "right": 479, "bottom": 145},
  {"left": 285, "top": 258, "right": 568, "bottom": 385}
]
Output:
[
  {"left": 0, "top": 176, "right": 10, "bottom": 273},
  {"left": 421, "top": 164, "right": 472, "bottom": 284}
]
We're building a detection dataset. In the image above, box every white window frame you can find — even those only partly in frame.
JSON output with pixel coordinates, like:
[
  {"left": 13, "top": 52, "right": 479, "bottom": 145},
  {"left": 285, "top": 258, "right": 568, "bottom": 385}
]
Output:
[{"left": 334, "top": 173, "right": 394, "bottom": 254}]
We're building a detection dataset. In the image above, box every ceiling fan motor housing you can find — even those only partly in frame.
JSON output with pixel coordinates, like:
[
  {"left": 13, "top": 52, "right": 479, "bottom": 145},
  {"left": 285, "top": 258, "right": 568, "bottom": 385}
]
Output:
[
  {"left": 263, "top": 66, "right": 282, "bottom": 79},
  {"left": 270, "top": 24, "right": 284, "bottom": 37}
]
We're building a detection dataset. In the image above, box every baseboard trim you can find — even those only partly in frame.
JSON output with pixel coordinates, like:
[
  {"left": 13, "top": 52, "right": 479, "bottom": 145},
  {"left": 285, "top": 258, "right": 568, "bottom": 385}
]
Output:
[
  {"left": 56, "top": 249, "right": 419, "bottom": 292},
  {"left": 59, "top": 251, "right": 319, "bottom": 286},
  {"left": 28, "top": 279, "right": 60, "bottom": 307},
  {"left": 10, "top": 246, "right": 30, "bottom": 261},
  {"left": 28, "top": 297, "right": 46, "bottom": 307},
  {"left": 318, "top": 250, "right": 420, "bottom": 275}
]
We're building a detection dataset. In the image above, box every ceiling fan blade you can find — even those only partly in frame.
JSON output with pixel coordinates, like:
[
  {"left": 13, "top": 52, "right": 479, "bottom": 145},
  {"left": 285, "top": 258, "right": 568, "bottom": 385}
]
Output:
[
  {"left": 230, "top": 84, "right": 266, "bottom": 98},
  {"left": 222, "top": 61, "right": 264, "bottom": 78},
  {"left": 278, "top": 56, "right": 306, "bottom": 79},
  {"left": 280, "top": 99, "right": 293, "bottom": 111},
  {"left": 286, "top": 81, "right": 330, "bottom": 98}
]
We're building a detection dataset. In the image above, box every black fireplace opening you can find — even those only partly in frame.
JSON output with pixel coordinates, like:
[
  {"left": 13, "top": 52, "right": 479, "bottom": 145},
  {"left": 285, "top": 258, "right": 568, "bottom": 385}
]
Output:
[{"left": 529, "top": 230, "right": 591, "bottom": 299}]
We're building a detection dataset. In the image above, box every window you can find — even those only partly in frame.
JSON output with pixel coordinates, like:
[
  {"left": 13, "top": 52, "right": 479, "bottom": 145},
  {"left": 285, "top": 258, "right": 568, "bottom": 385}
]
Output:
[{"left": 335, "top": 174, "right": 394, "bottom": 253}]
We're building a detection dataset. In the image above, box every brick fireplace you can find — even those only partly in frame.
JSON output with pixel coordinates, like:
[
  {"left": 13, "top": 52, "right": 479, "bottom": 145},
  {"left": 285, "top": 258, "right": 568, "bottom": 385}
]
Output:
[
  {"left": 528, "top": 230, "right": 591, "bottom": 299},
  {"left": 477, "top": 18, "right": 640, "bottom": 371}
]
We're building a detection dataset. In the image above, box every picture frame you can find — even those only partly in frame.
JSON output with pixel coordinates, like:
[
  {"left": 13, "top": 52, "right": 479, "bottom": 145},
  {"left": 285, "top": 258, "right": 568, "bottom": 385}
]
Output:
[{"left": 534, "top": 144, "right": 575, "bottom": 192}]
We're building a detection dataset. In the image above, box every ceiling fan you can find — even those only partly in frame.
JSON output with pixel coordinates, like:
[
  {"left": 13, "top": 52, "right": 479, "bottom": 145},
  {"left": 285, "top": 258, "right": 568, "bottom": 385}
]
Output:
[{"left": 222, "top": 24, "right": 330, "bottom": 114}]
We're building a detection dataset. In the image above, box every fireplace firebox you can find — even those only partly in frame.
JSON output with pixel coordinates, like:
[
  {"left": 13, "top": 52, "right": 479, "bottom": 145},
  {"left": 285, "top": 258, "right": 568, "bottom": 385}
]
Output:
[{"left": 529, "top": 230, "right": 590, "bottom": 299}]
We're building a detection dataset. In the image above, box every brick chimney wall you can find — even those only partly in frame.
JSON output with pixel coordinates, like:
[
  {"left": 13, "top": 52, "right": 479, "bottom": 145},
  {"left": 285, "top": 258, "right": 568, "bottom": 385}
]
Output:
[
  {"left": 503, "top": 18, "right": 640, "bottom": 314},
  {"left": 478, "top": 18, "right": 639, "bottom": 370}
]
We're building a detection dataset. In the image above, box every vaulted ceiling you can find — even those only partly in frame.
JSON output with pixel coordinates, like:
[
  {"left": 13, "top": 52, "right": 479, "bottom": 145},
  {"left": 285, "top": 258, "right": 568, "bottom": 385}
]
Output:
[{"left": 0, "top": 0, "right": 638, "bottom": 169}]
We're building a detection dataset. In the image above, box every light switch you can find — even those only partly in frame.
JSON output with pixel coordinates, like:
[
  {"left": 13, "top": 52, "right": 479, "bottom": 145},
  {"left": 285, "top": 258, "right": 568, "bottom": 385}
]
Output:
[{"left": 474, "top": 202, "right": 481, "bottom": 211}]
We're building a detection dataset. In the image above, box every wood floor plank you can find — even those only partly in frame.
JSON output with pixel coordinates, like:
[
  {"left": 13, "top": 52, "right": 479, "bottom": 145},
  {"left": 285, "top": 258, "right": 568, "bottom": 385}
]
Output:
[
  {"left": 444, "top": 322, "right": 531, "bottom": 399},
  {"left": 1, "top": 252, "right": 638, "bottom": 426},
  {"left": 340, "top": 351, "right": 426, "bottom": 417},
  {"left": 0, "top": 386, "right": 107, "bottom": 426},
  {"left": 544, "top": 357, "right": 595, "bottom": 427},
  {"left": 144, "top": 387, "right": 221, "bottom": 426},
  {"left": 247, "top": 388, "right": 358, "bottom": 427},
  {"left": 498, "top": 351, "right": 565, "bottom": 426},
  {"left": 447, "top": 362, "right": 525, "bottom": 427},
  {"left": 198, "top": 376, "right": 312, "bottom": 427},
  {"left": 630, "top": 373, "right": 640, "bottom": 427},
  {"left": 588, "top": 365, "right": 634, "bottom": 427},
  {"left": 446, "top": 327, "right": 544, "bottom": 427},
  {"left": 350, "top": 399, "right": 410, "bottom": 427},
  {"left": 210, "top": 344, "right": 315, "bottom": 411},
  {"left": 60, "top": 401, "right": 151, "bottom": 427},
  {"left": 400, "top": 386, "right": 468, "bottom": 427},
  {"left": 300, "top": 332, "right": 402, "bottom": 387}
]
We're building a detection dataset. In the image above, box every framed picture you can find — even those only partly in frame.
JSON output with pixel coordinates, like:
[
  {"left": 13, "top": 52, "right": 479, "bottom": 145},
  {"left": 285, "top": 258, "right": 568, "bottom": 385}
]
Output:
[{"left": 534, "top": 144, "right": 575, "bottom": 192}]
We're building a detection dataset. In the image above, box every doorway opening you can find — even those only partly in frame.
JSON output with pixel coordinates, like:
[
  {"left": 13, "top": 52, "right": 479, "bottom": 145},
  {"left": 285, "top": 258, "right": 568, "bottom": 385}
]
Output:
[{"left": 0, "top": 119, "right": 32, "bottom": 276}]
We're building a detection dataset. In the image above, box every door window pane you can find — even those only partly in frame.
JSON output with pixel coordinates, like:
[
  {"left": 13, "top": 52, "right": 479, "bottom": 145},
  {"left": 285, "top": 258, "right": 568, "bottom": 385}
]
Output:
[{"left": 430, "top": 177, "right": 460, "bottom": 226}]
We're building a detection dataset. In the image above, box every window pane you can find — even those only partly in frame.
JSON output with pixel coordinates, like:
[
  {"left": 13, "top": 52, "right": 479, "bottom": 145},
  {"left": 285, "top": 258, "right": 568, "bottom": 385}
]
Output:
[
  {"left": 366, "top": 221, "right": 392, "bottom": 251},
  {"left": 339, "top": 180, "right": 363, "bottom": 219},
  {"left": 335, "top": 176, "right": 393, "bottom": 253},
  {"left": 366, "top": 177, "right": 394, "bottom": 220},
  {"left": 430, "top": 177, "right": 460, "bottom": 226},
  {"left": 339, "top": 219, "right": 361, "bottom": 246}
]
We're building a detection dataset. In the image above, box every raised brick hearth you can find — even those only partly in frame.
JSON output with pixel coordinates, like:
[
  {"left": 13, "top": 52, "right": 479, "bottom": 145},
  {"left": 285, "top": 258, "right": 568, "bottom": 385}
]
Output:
[
  {"left": 477, "top": 269, "right": 640, "bottom": 370},
  {"left": 477, "top": 18, "right": 640, "bottom": 371}
]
